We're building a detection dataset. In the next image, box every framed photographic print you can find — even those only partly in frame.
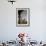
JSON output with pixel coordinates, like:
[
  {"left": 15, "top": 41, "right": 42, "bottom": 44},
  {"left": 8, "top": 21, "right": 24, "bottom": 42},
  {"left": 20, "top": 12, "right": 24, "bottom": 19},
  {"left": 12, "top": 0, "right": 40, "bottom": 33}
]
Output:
[{"left": 16, "top": 8, "right": 30, "bottom": 27}]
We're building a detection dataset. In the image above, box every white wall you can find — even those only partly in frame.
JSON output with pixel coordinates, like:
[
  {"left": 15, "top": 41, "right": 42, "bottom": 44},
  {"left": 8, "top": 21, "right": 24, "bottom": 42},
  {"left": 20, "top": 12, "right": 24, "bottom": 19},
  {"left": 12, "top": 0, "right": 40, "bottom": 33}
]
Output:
[{"left": 0, "top": 0, "right": 46, "bottom": 41}]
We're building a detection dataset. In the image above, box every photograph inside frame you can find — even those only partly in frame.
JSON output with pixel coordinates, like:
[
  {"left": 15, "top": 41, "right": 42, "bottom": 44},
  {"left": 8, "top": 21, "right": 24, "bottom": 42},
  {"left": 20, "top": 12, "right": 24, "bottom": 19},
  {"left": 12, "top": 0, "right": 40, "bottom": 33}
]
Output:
[{"left": 16, "top": 8, "right": 30, "bottom": 27}]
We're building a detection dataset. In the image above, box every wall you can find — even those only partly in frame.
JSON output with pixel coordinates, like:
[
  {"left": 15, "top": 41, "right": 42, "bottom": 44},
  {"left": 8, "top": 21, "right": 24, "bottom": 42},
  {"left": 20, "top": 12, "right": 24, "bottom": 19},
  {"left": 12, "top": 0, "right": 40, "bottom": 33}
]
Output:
[{"left": 0, "top": 0, "right": 46, "bottom": 41}]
